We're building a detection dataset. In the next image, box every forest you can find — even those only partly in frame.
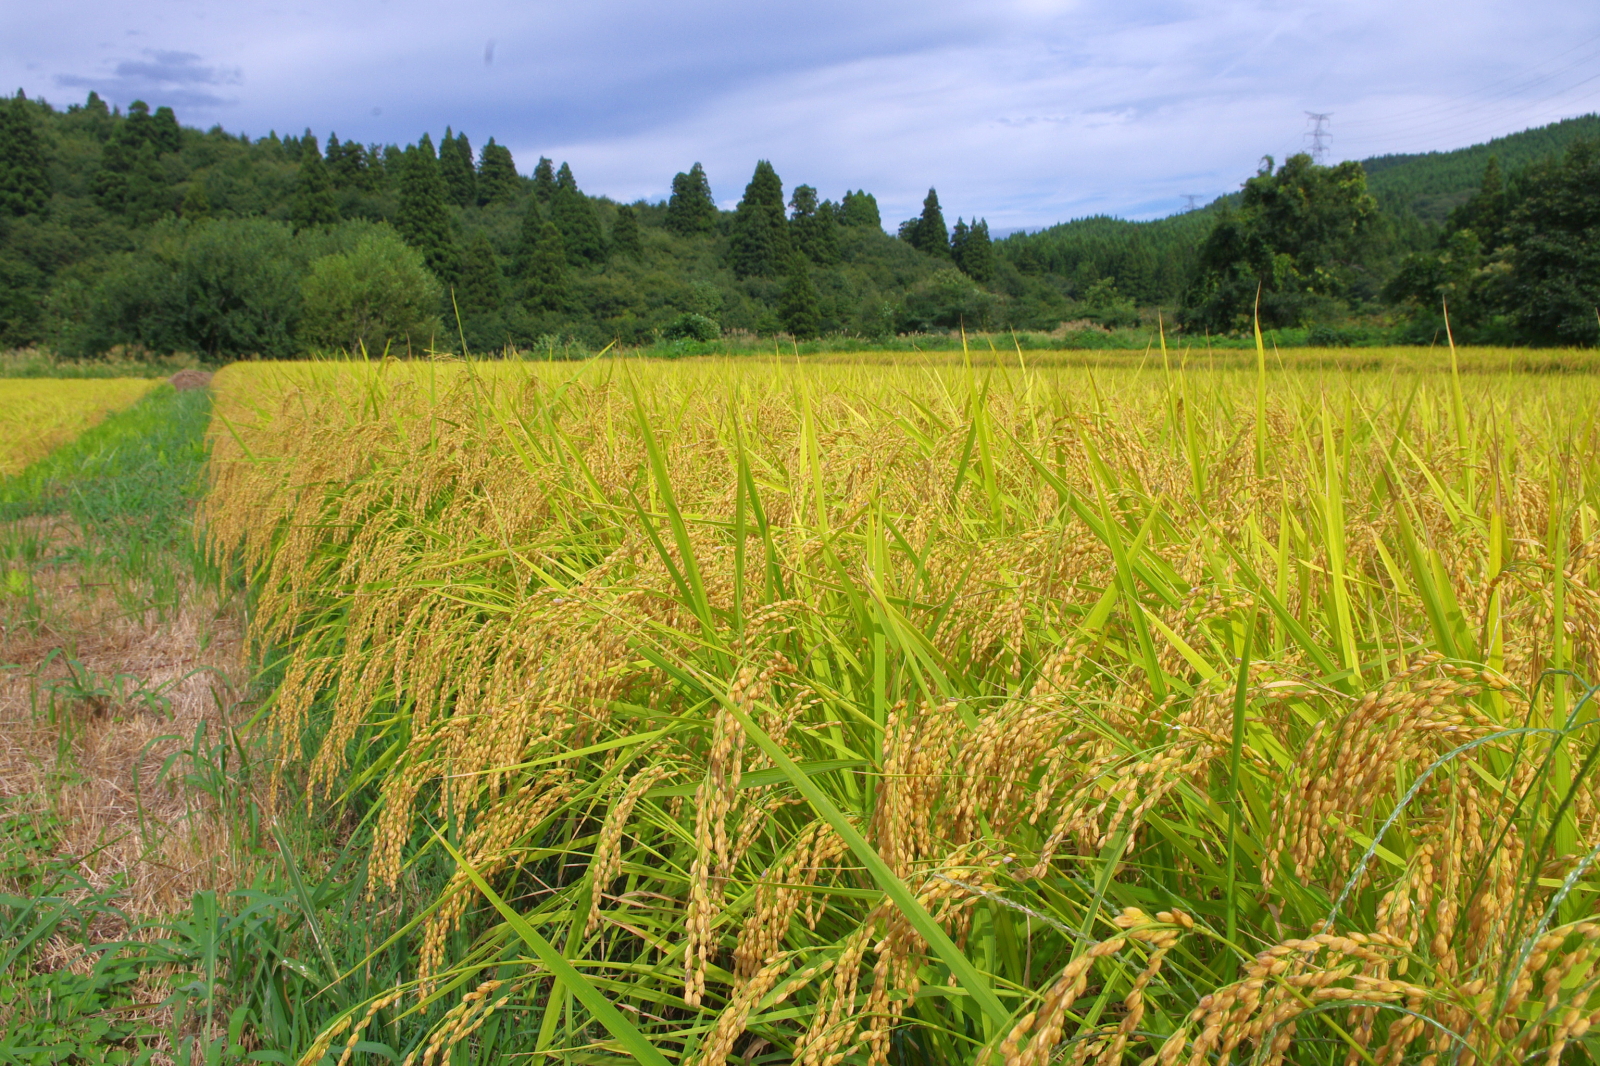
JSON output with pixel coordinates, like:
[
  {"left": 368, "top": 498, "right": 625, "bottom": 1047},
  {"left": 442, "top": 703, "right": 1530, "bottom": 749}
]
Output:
[{"left": 0, "top": 90, "right": 1597, "bottom": 356}]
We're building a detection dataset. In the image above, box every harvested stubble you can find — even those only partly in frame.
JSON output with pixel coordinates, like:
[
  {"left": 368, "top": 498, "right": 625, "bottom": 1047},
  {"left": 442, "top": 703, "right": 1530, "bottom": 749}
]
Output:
[
  {"left": 0, "top": 377, "right": 159, "bottom": 475},
  {"left": 204, "top": 356, "right": 1600, "bottom": 1065}
]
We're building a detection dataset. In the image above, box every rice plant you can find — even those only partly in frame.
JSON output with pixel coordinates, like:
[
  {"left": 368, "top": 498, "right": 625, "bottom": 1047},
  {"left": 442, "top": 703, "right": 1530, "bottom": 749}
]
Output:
[
  {"left": 203, "top": 351, "right": 1600, "bottom": 1065},
  {"left": 0, "top": 377, "right": 158, "bottom": 475}
]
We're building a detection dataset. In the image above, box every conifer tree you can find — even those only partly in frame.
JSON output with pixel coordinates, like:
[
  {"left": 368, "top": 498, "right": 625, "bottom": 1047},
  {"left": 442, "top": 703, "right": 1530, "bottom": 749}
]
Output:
[
  {"left": 395, "top": 136, "right": 458, "bottom": 281},
  {"left": 455, "top": 232, "right": 504, "bottom": 315},
  {"left": 779, "top": 252, "right": 822, "bottom": 339},
  {"left": 514, "top": 199, "right": 546, "bottom": 278},
  {"left": 523, "top": 221, "right": 568, "bottom": 312},
  {"left": 951, "top": 217, "right": 994, "bottom": 282},
  {"left": 0, "top": 92, "right": 51, "bottom": 217},
  {"left": 611, "top": 203, "right": 642, "bottom": 258},
  {"left": 476, "top": 138, "right": 519, "bottom": 204},
  {"left": 729, "top": 160, "right": 791, "bottom": 278},
  {"left": 439, "top": 127, "right": 477, "bottom": 207},
  {"left": 152, "top": 105, "right": 182, "bottom": 154},
  {"left": 839, "top": 190, "right": 881, "bottom": 228},
  {"left": 532, "top": 157, "right": 557, "bottom": 204},
  {"left": 909, "top": 188, "right": 949, "bottom": 256},
  {"left": 665, "top": 162, "right": 717, "bottom": 235},
  {"left": 291, "top": 134, "right": 339, "bottom": 231},
  {"left": 92, "top": 103, "right": 170, "bottom": 224},
  {"left": 180, "top": 179, "right": 211, "bottom": 220},
  {"left": 551, "top": 163, "right": 605, "bottom": 264},
  {"left": 790, "top": 185, "right": 840, "bottom": 265}
]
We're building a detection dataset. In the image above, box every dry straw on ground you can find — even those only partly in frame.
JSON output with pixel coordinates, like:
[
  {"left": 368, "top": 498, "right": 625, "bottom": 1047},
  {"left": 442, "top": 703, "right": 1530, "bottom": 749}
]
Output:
[{"left": 204, "top": 355, "right": 1600, "bottom": 1065}]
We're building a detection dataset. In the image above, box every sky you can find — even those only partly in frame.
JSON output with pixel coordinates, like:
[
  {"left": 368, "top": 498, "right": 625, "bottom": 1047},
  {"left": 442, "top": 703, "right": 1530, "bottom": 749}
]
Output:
[{"left": 4, "top": 1, "right": 1600, "bottom": 232}]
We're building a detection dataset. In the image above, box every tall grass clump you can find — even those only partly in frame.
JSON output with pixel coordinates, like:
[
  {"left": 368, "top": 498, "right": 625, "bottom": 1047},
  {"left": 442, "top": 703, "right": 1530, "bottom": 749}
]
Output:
[{"left": 202, "top": 354, "right": 1600, "bottom": 1065}]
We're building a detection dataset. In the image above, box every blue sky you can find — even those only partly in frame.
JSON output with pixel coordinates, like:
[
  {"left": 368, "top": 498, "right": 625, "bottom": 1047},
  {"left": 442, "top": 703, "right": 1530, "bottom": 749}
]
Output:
[{"left": 4, "top": 0, "right": 1599, "bottom": 230}]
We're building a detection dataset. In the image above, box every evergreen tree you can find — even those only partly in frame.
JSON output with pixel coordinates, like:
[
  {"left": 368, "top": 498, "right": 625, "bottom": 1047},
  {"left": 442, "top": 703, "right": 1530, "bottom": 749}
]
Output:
[
  {"left": 395, "top": 135, "right": 458, "bottom": 281},
  {"left": 551, "top": 163, "right": 605, "bottom": 264},
  {"left": 439, "top": 127, "right": 477, "bottom": 207},
  {"left": 514, "top": 199, "right": 546, "bottom": 278},
  {"left": 790, "top": 185, "right": 840, "bottom": 265},
  {"left": 476, "top": 138, "right": 519, "bottom": 204},
  {"left": 532, "top": 157, "right": 557, "bottom": 204},
  {"left": 951, "top": 217, "right": 994, "bottom": 282},
  {"left": 455, "top": 232, "right": 504, "bottom": 315},
  {"left": 152, "top": 105, "right": 182, "bottom": 154},
  {"left": 523, "top": 221, "right": 568, "bottom": 312},
  {"left": 93, "top": 103, "right": 170, "bottom": 224},
  {"left": 0, "top": 92, "right": 51, "bottom": 217},
  {"left": 729, "top": 160, "right": 791, "bottom": 278},
  {"left": 908, "top": 188, "right": 950, "bottom": 256},
  {"left": 1449, "top": 156, "right": 1508, "bottom": 246},
  {"left": 779, "top": 252, "right": 822, "bottom": 339},
  {"left": 839, "top": 190, "right": 881, "bottom": 228},
  {"left": 611, "top": 203, "right": 642, "bottom": 258},
  {"left": 291, "top": 134, "right": 339, "bottom": 231},
  {"left": 326, "top": 133, "right": 375, "bottom": 191},
  {"left": 1505, "top": 140, "right": 1600, "bottom": 345},
  {"left": 665, "top": 162, "right": 717, "bottom": 235}
]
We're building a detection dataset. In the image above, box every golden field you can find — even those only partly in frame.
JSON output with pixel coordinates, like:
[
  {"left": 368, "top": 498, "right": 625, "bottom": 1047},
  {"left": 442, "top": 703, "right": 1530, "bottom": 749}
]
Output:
[
  {"left": 0, "top": 377, "right": 160, "bottom": 475},
  {"left": 202, "top": 353, "right": 1600, "bottom": 1065}
]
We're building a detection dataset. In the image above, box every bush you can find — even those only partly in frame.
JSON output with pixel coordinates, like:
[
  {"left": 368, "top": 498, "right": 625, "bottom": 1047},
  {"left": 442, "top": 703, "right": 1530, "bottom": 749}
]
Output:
[
  {"left": 662, "top": 312, "right": 721, "bottom": 342},
  {"left": 299, "top": 229, "right": 444, "bottom": 355}
]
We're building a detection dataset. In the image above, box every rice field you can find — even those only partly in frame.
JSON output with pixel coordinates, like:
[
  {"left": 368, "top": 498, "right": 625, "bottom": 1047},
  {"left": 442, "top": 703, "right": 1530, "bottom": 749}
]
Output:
[
  {"left": 0, "top": 377, "right": 161, "bottom": 475},
  {"left": 202, "top": 351, "right": 1600, "bottom": 1065}
]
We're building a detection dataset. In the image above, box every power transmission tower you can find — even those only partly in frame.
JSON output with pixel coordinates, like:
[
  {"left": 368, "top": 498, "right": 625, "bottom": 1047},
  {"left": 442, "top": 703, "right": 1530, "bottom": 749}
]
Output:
[
  {"left": 1181, "top": 194, "right": 1202, "bottom": 212},
  {"left": 1304, "top": 112, "right": 1332, "bottom": 164}
]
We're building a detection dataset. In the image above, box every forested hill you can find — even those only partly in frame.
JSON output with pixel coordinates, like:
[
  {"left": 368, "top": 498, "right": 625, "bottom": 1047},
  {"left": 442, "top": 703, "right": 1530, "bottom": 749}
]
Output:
[
  {"left": 0, "top": 89, "right": 1596, "bottom": 355},
  {"left": 1361, "top": 113, "right": 1600, "bottom": 221},
  {"left": 996, "top": 113, "right": 1600, "bottom": 308}
]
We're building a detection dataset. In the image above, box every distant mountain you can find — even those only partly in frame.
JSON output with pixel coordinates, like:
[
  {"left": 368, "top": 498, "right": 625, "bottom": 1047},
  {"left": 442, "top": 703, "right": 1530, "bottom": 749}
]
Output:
[{"left": 1360, "top": 113, "right": 1600, "bottom": 221}]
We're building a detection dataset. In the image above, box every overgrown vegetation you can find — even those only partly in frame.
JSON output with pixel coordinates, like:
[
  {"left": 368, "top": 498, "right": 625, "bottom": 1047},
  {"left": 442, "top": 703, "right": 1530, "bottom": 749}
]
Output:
[{"left": 179, "top": 352, "right": 1600, "bottom": 1064}]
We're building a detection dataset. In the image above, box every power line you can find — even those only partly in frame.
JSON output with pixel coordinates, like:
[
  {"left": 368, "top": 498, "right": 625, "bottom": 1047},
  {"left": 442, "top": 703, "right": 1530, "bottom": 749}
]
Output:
[
  {"left": 1304, "top": 112, "right": 1333, "bottom": 163},
  {"left": 1181, "top": 194, "right": 1202, "bottom": 211}
]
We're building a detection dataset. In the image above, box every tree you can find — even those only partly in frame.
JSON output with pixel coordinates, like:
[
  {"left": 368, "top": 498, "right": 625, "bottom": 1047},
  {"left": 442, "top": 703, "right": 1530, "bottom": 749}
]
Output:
[
  {"left": 779, "top": 252, "right": 822, "bottom": 338},
  {"left": 532, "top": 157, "right": 557, "bottom": 204},
  {"left": 93, "top": 101, "right": 172, "bottom": 224},
  {"left": 839, "top": 190, "right": 880, "bottom": 228},
  {"left": 730, "top": 161, "right": 791, "bottom": 278},
  {"left": 1504, "top": 139, "right": 1600, "bottom": 345},
  {"left": 665, "top": 162, "right": 717, "bottom": 235},
  {"left": 300, "top": 227, "right": 444, "bottom": 354},
  {"left": 790, "top": 185, "right": 839, "bottom": 265},
  {"left": 611, "top": 204, "right": 642, "bottom": 258},
  {"left": 151, "top": 105, "right": 182, "bottom": 154},
  {"left": 1182, "top": 153, "right": 1378, "bottom": 333},
  {"left": 906, "top": 189, "right": 950, "bottom": 257},
  {"left": 0, "top": 92, "right": 50, "bottom": 217},
  {"left": 180, "top": 179, "right": 211, "bottom": 220},
  {"left": 951, "top": 217, "right": 994, "bottom": 282},
  {"left": 291, "top": 134, "right": 340, "bottom": 231},
  {"left": 439, "top": 128, "right": 477, "bottom": 207},
  {"left": 522, "top": 221, "right": 568, "bottom": 312},
  {"left": 551, "top": 163, "right": 605, "bottom": 264},
  {"left": 454, "top": 232, "right": 504, "bottom": 315},
  {"left": 477, "top": 138, "right": 519, "bottom": 204},
  {"left": 395, "top": 134, "right": 458, "bottom": 281}
]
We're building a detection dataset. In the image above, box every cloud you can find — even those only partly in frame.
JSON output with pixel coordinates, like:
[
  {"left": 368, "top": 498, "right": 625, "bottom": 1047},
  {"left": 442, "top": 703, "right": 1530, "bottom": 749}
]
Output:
[
  {"left": 4, "top": 0, "right": 1599, "bottom": 225},
  {"left": 54, "top": 49, "right": 243, "bottom": 109}
]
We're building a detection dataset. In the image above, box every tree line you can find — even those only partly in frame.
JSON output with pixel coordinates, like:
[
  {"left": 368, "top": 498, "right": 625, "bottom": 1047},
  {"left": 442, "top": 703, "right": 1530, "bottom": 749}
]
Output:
[{"left": 1, "top": 89, "right": 1596, "bottom": 356}]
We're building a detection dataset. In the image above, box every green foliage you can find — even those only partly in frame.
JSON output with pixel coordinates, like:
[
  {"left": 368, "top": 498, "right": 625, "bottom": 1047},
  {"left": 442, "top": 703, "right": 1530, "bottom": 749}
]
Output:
[
  {"left": 475, "top": 137, "right": 518, "bottom": 204},
  {"left": 839, "top": 189, "right": 881, "bottom": 228},
  {"left": 951, "top": 216, "right": 994, "bottom": 282},
  {"left": 729, "top": 160, "right": 790, "bottom": 277},
  {"left": 899, "top": 265, "right": 996, "bottom": 331},
  {"left": 551, "top": 162, "right": 605, "bottom": 264},
  {"left": 454, "top": 230, "right": 505, "bottom": 315},
  {"left": 1182, "top": 154, "right": 1379, "bottom": 333},
  {"left": 779, "top": 252, "right": 822, "bottom": 338},
  {"left": 531, "top": 155, "right": 556, "bottom": 204},
  {"left": 0, "top": 92, "right": 50, "bottom": 218},
  {"left": 394, "top": 134, "right": 458, "bottom": 281},
  {"left": 91, "top": 101, "right": 174, "bottom": 226},
  {"left": 905, "top": 187, "right": 950, "bottom": 257},
  {"left": 790, "top": 184, "right": 840, "bottom": 265},
  {"left": 1505, "top": 139, "right": 1600, "bottom": 345},
  {"left": 300, "top": 227, "right": 444, "bottom": 353},
  {"left": 665, "top": 162, "right": 717, "bottom": 235},
  {"left": 662, "top": 311, "right": 720, "bottom": 341},
  {"left": 289, "top": 133, "right": 339, "bottom": 231},
  {"left": 65, "top": 218, "right": 304, "bottom": 359},
  {"left": 438, "top": 127, "right": 477, "bottom": 208},
  {"left": 522, "top": 220, "right": 569, "bottom": 312},
  {"left": 611, "top": 202, "right": 642, "bottom": 259}
]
